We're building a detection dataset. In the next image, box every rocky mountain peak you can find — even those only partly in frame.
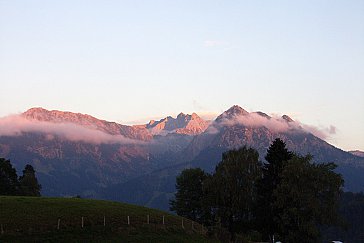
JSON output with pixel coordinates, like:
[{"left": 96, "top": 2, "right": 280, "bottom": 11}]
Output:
[
  {"left": 22, "top": 107, "right": 152, "bottom": 140},
  {"left": 23, "top": 107, "right": 101, "bottom": 125},
  {"left": 191, "top": 112, "right": 199, "bottom": 119},
  {"left": 282, "top": 115, "right": 294, "bottom": 122},
  {"left": 146, "top": 112, "right": 208, "bottom": 135},
  {"left": 254, "top": 111, "right": 271, "bottom": 119},
  {"left": 216, "top": 105, "right": 249, "bottom": 121}
]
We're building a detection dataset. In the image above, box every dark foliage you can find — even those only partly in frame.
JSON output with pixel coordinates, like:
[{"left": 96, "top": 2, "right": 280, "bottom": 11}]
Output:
[
  {"left": 19, "top": 164, "right": 42, "bottom": 196},
  {"left": 273, "top": 155, "right": 343, "bottom": 242},
  {"left": 208, "top": 147, "right": 262, "bottom": 239},
  {"left": 256, "top": 138, "right": 293, "bottom": 239},
  {"left": 321, "top": 191, "right": 364, "bottom": 242},
  {"left": 170, "top": 139, "right": 345, "bottom": 242},
  {"left": 0, "top": 158, "right": 41, "bottom": 196},
  {"left": 170, "top": 168, "right": 209, "bottom": 224},
  {"left": 0, "top": 158, "right": 20, "bottom": 195}
]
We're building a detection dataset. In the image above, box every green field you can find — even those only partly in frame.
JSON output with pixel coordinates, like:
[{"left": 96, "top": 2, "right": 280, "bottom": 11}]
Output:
[{"left": 0, "top": 196, "right": 217, "bottom": 242}]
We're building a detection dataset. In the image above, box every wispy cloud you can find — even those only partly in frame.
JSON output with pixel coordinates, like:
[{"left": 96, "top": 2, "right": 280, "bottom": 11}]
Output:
[
  {"left": 207, "top": 112, "right": 336, "bottom": 140},
  {"left": 0, "top": 115, "right": 144, "bottom": 145}
]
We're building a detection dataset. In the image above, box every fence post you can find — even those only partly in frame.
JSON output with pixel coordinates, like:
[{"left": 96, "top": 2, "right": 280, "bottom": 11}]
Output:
[
  {"left": 162, "top": 215, "right": 165, "bottom": 225},
  {"left": 127, "top": 216, "right": 130, "bottom": 225},
  {"left": 103, "top": 215, "right": 106, "bottom": 227},
  {"left": 57, "top": 218, "right": 60, "bottom": 230},
  {"left": 1, "top": 224, "right": 4, "bottom": 235},
  {"left": 147, "top": 215, "right": 149, "bottom": 224},
  {"left": 81, "top": 217, "right": 84, "bottom": 228}
]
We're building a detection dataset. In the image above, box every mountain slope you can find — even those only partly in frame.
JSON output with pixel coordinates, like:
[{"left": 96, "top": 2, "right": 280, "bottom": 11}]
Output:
[
  {"left": 105, "top": 105, "right": 364, "bottom": 210},
  {"left": 1, "top": 106, "right": 363, "bottom": 209},
  {"left": 0, "top": 108, "right": 204, "bottom": 197},
  {"left": 349, "top": 150, "right": 364, "bottom": 158}
]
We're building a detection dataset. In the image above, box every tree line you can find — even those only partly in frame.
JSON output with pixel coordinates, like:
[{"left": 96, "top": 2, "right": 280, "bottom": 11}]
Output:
[
  {"left": 170, "top": 138, "right": 344, "bottom": 242},
  {"left": 0, "top": 158, "right": 41, "bottom": 196}
]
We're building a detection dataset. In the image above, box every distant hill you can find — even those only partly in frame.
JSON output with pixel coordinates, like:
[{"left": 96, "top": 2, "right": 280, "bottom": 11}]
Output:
[
  {"left": 0, "top": 196, "right": 213, "bottom": 242},
  {"left": 1, "top": 106, "right": 363, "bottom": 211}
]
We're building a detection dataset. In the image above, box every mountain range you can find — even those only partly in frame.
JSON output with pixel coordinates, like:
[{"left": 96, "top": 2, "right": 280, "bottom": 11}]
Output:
[{"left": 0, "top": 106, "right": 363, "bottom": 211}]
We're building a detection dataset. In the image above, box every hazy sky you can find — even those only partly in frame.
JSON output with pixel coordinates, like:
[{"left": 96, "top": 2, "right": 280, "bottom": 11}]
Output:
[{"left": 1, "top": 0, "right": 363, "bottom": 151}]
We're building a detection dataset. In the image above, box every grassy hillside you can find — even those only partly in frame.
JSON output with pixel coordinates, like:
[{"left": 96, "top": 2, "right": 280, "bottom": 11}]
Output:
[{"left": 0, "top": 196, "right": 217, "bottom": 242}]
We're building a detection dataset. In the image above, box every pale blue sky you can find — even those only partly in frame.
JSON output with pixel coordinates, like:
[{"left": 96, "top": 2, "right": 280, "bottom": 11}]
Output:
[{"left": 0, "top": 0, "right": 363, "bottom": 151}]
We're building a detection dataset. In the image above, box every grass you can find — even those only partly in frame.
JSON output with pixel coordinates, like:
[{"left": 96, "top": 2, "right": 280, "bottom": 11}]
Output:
[{"left": 0, "top": 196, "right": 218, "bottom": 242}]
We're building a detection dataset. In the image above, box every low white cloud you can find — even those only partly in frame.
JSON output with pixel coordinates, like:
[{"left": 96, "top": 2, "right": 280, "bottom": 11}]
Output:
[
  {"left": 0, "top": 115, "right": 144, "bottom": 145},
  {"left": 207, "top": 112, "right": 336, "bottom": 140},
  {"left": 301, "top": 124, "right": 337, "bottom": 140}
]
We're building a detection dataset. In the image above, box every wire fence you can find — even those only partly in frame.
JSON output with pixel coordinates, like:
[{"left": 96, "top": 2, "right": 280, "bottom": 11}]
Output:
[{"left": 0, "top": 214, "right": 208, "bottom": 236}]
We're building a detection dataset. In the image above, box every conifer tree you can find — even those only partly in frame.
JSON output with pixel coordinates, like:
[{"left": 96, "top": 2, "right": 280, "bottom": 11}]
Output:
[
  {"left": 19, "top": 164, "right": 41, "bottom": 196},
  {"left": 0, "top": 158, "right": 20, "bottom": 195},
  {"left": 257, "top": 138, "right": 293, "bottom": 240}
]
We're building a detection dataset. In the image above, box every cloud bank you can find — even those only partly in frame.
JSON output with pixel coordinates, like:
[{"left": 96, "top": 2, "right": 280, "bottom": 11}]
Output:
[
  {"left": 208, "top": 112, "right": 336, "bottom": 140},
  {"left": 0, "top": 115, "right": 143, "bottom": 145}
]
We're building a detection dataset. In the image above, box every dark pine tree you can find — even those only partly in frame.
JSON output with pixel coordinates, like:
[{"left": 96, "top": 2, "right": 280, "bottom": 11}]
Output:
[
  {"left": 19, "top": 164, "right": 41, "bottom": 196},
  {"left": 256, "top": 138, "right": 293, "bottom": 241},
  {"left": 0, "top": 158, "right": 20, "bottom": 195}
]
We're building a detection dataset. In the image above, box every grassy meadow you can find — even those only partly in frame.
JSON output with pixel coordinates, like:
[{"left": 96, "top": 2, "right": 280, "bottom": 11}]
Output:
[{"left": 0, "top": 196, "right": 216, "bottom": 242}]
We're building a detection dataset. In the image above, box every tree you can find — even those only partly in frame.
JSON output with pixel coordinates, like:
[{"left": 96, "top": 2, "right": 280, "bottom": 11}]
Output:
[
  {"left": 273, "top": 155, "right": 343, "bottom": 242},
  {"left": 19, "top": 164, "right": 41, "bottom": 196},
  {"left": 0, "top": 158, "right": 19, "bottom": 195},
  {"left": 170, "top": 168, "right": 208, "bottom": 223},
  {"left": 256, "top": 138, "right": 293, "bottom": 240},
  {"left": 210, "top": 146, "right": 262, "bottom": 239}
]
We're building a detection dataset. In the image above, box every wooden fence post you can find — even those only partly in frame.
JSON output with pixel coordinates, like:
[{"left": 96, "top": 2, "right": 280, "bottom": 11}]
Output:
[
  {"left": 127, "top": 216, "right": 130, "bottom": 225},
  {"left": 1, "top": 224, "right": 4, "bottom": 235},
  {"left": 57, "top": 218, "right": 60, "bottom": 230},
  {"left": 81, "top": 217, "right": 84, "bottom": 228},
  {"left": 103, "top": 215, "right": 106, "bottom": 227},
  {"left": 162, "top": 215, "right": 165, "bottom": 225},
  {"left": 147, "top": 215, "right": 149, "bottom": 224}
]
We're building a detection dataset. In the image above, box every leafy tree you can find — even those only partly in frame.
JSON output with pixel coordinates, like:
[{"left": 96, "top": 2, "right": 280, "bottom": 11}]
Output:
[
  {"left": 256, "top": 138, "right": 293, "bottom": 240},
  {"left": 321, "top": 191, "right": 364, "bottom": 241},
  {"left": 0, "top": 158, "right": 20, "bottom": 195},
  {"left": 19, "top": 164, "right": 42, "bottom": 196},
  {"left": 273, "top": 155, "right": 343, "bottom": 242},
  {"left": 170, "top": 168, "right": 208, "bottom": 223},
  {"left": 210, "top": 146, "right": 262, "bottom": 239}
]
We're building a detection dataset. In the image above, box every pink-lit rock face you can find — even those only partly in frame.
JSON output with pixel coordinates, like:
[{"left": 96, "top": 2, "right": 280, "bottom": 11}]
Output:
[
  {"left": 215, "top": 105, "right": 249, "bottom": 122},
  {"left": 1, "top": 105, "right": 363, "bottom": 202},
  {"left": 22, "top": 107, "right": 153, "bottom": 141},
  {"left": 145, "top": 112, "right": 209, "bottom": 135}
]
